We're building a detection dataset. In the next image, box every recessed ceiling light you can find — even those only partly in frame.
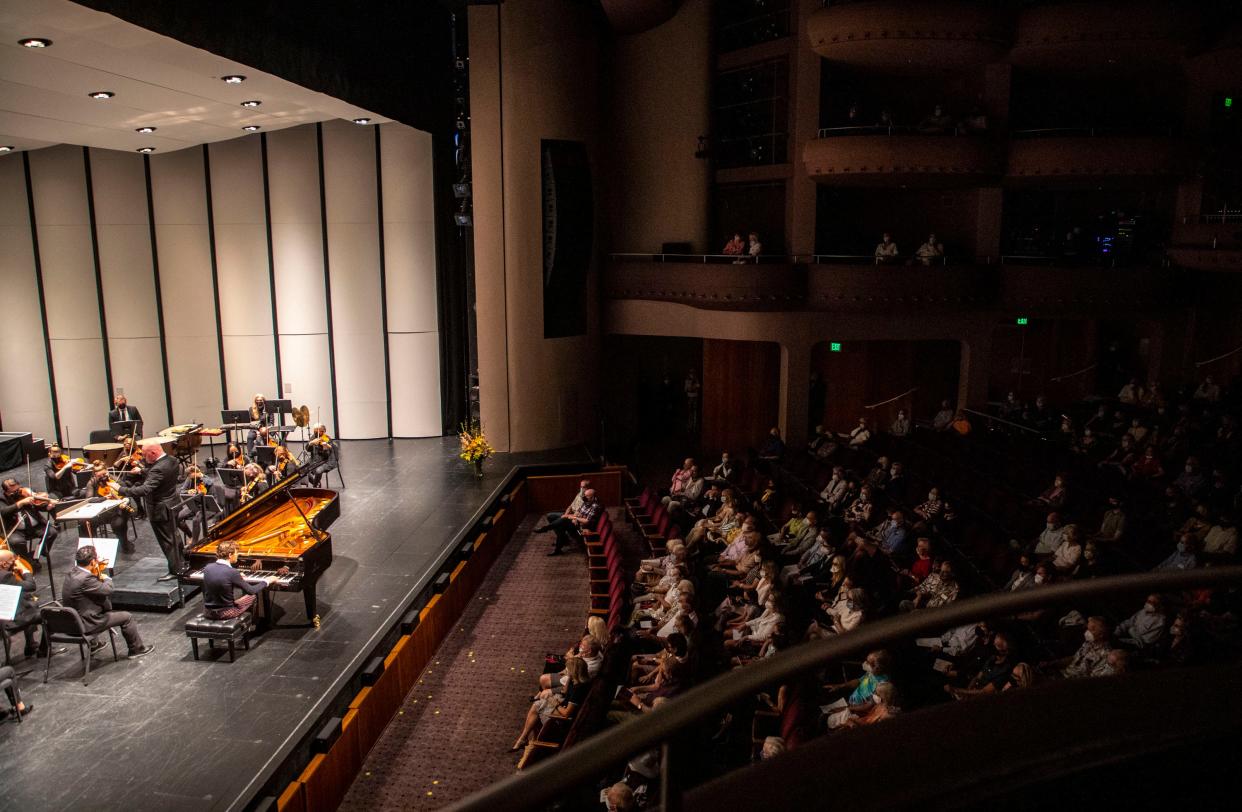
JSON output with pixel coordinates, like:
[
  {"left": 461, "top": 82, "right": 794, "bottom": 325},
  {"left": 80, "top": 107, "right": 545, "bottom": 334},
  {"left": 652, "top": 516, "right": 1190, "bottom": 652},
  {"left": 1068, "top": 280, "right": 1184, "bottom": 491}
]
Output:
[
  {"left": 135, "top": 126, "right": 157, "bottom": 134},
  {"left": 241, "top": 100, "right": 262, "bottom": 108},
  {"left": 221, "top": 74, "right": 246, "bottom": 84},
  {"left": 137, "top": 147, "right": 155, "bottom": 154},
  {"left": 0, "top": 146, "right": 14, "bottom": 153},
  {"left": 18, "top": 37, "right": 52, "bottom": 48},
  {"left": 88, "top": 91, "right": 115, "bottom": 100},
  {"left": 352, "top": 117, "right": 372, "bottom": 125},
  {"left": 242, "top": 125, "right": 261, "bottom": 132}
]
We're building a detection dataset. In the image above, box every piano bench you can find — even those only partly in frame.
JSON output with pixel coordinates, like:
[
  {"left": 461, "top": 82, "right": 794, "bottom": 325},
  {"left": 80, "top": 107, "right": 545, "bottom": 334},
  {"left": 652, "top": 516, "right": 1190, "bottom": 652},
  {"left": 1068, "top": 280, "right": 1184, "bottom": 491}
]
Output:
[{"left": 186, "top": 615, "right": 252, "bottom": 663}]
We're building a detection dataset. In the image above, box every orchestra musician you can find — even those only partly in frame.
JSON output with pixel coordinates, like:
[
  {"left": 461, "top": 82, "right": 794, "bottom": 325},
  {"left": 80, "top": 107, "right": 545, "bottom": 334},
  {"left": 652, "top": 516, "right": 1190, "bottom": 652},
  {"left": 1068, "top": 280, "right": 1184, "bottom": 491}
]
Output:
[
  {"left": 116, "top": 442, "right": 184, "bottom": 581},
  {"left": 80, "top": 461, "right": 136, "bottom": 552},
  {"left": 239, "top": 463, "right": 269, "bottom": 504},
  {"left": 201, "top": 540, "right": 277, "bottom": 620},
  {"left": 63, "top": 545, "right": 153, "bottom": 658},
  {"left": 44, "top": 444, "right": 87, "bottom": 499},
  {"left": 0, "top": 549, "right": 49, "bottom": 659},
  {"left": 108, "top": 393, "right": 143, "bottom": 440},
  {"left": 247, "top": 394, "right": 275, "bottom": 455},
  {"left": 224, "top": 443, "right": 247, "bottom": 470},
  {"left": 305, "top": 423, "right": 338, "bottom": 488},
  {"left": 1, "top": 478, "right": 60, "bottom": 561},
  {"left": 268, "top": 444, "right": 296, "bottom": 483},
  {"left": 176, "top": 465, "right": 220, "bottom": 544}
]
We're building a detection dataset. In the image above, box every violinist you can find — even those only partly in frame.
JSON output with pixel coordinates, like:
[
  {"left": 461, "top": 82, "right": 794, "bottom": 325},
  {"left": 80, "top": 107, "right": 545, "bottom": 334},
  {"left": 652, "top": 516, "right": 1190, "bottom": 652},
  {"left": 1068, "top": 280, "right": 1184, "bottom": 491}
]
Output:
[
  {"left": 80, "top": 462, "right": 135, "bottom": 551},
  {"left": 1, "top": 478, "right": 59, "bottom": 559},
  {"left": 305, "top": 423, "right": 338, "bottom": 488},
  {"left": 268, "top": 444, "right": 296, "bottom": 483},
  {"left": 45, "top": 444, "right": 87, "bottom": 499},
  {"left": 247, "top": 394, "right": 275, "bottom": 455},
  {"left": 176, "top": 465, "right": 219, "bottom": 543},
  {"left": 239, "top": 463, "right": 269, "bottom": 504},
  {"left": 0, "top": 549, "right": 47, "bottom": 660},
  {"left": 63, "top": 545, "right": 153, "bottom": 658},
  {"left": 224, "top": 443, "right": 247, "bottom": 470}
]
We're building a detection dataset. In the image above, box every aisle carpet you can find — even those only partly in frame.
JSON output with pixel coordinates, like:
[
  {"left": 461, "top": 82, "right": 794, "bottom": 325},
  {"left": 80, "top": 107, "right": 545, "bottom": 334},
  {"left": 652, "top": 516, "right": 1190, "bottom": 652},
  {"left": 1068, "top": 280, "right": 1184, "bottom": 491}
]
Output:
[{"left": 340, "top": 512, "right": 595, "bottom": 810}]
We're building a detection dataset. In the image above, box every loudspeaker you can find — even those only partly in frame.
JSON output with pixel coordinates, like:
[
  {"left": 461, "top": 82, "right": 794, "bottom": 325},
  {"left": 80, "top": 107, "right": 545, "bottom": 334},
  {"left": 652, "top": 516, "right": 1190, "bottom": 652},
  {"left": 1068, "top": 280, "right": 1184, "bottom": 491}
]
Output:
[{"left": 541, "top": 140, "right": 593, "bottom": 338}]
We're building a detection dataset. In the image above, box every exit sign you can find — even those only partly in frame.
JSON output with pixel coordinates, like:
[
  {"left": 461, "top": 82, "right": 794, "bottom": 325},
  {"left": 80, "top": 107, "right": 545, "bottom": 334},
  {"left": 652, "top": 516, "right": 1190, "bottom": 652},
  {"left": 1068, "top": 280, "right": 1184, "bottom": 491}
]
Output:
[
  {"left": 1015, "top": 317, "right": 1029, "bottom": 325},
  {"left": 830, "top": 342, "right": 842, "bottom": 352},
  {"left": 1226, "top": 97, "right": 1234, "bottom": 108}
]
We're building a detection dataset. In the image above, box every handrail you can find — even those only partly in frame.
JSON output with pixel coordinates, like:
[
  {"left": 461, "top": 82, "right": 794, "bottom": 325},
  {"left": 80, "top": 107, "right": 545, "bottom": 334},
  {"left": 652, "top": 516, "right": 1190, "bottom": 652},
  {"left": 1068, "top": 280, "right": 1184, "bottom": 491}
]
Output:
[
  {"left": 817, "top": 124, "right": 977, "bottom": 138},
  {"left": 1050, "top": 362, "right": 1098, "bottom": 383},
  {"left": 448, "top": 566, "right": 1242, "bottom": 812},
  {"left": 863, "top": 386, "right": 918, "bottom": 410},
  {"left": 961, "top": 407, "right": 1043, "bottom": 436},
  {"left": 1011, "top": 126, "right": 1177, "bottom": 138},
  {"left": 1195, "top": 342, "right": 1242, "bottom": 368}
]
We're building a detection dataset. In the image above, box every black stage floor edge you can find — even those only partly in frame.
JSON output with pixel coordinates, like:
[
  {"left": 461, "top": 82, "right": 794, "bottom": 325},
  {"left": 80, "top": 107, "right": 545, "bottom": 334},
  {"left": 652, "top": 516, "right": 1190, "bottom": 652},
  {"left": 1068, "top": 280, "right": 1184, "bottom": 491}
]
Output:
[{"left": 0, "top": 437, "right": 593, "bottom": 812}]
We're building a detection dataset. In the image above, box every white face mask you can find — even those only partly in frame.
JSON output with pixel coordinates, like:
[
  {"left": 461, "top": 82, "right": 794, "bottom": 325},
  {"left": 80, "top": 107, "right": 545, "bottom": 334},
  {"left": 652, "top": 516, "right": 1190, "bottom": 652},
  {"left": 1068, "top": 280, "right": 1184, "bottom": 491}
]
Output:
[
  {"left": 1034, "top": 574, "right": 1045, "bottom": 584},
  {"left": 862, "top": 662, "right": 873, "bottom": 674},
  {"left": 1084, "top": 630, "right": 1096, "bottom": 643},
  {"left": 1144, "top": 603, "right": 1157, "bottom": 613}
]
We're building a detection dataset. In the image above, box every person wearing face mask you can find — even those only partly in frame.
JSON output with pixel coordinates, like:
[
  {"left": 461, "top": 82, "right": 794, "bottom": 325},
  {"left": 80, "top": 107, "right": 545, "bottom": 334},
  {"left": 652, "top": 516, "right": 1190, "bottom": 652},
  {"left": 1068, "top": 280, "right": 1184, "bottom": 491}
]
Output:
[
  {"left": 819, "top": 466, "right": 850, "bottom": 509},
  {"left": 843, "top": 486, "right": 877, "bottom": 530},
  {"left": 1177, "top": 501, "right": 1212, "bottom": 543},
  {"left": 758, "top": 427, "right": 784, "bottom": 461},
  {"left": 1165, "top": 610, "right": 1198, "bottom": 666},
  {"left": 1202, "top": 513, "right": 1238, "bottom": 560},
  {"left": 711, "top": 452, "right": 735, "bottom": 484},
  {"left": 1051, "top": 525, "right": 1084, "bottom": 574},
  {"left": 1003, "top": 553, "right": 1037, "bottom": 591},
  {"left": 1034, "top": 474, "right": 1069, "bottom": 511},
  {"left": 890, "top": 409, "right": 911, "bottom": 438},
  {"left": 928, "top": 620, "right": 991, "bottom": 660},
  {"left": 865, "top": 456, "right": 891, "bottom": 490},
  {"left": 1090, "top": 497, "right": 1127, "bottom": 544},
  {"left": 1155, "top": 534, "right": 1200, "bottom": 571},
  {"left": 901, "top": 537, "right": 935, "bottom": 586},
  {"left": 884, "top": 462, "right": 908, "bottom": 503},
  {"left": 783, "top": 531, "right": 835, "bottom": 586},
  {"left": 1175, "top": 457, "right": 1208, "bottom": 499},
  {"left": 822, "top": 650, "right": 893, "bottom": 729},
  {"left": 900, "top": 560, "right": 959, "bottom": 611},
  {"left": 1115, "top": 594, "right": 1169, "bottom": 651},
  {"left": 947, "top": 630, "right": 1018, "bottom": 698},
  {"left": 869, "top": 509, "right": 911, "bottom": 559},
  {"left": 912, "top": 488, "right": 944, "bottom": 533},
  {"left": 842, "top": 681, "right": 901, "bottom": 727},
  {"left": 1043, "top": 616, "right": 1112, "bottom": 679},
  {"left": 825, "top": 588, "right": 866, "bottom": 635},
  {"left": 1033, "top": 512, "right": 1066, "bottom": 556}
]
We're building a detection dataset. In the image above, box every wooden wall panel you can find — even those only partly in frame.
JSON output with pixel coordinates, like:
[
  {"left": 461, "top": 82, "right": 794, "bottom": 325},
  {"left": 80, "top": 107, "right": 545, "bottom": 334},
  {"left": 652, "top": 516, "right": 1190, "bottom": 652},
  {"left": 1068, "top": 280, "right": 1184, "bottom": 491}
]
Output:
[{"left": 701, "top": 339, "right": 781, "bottom": 460}]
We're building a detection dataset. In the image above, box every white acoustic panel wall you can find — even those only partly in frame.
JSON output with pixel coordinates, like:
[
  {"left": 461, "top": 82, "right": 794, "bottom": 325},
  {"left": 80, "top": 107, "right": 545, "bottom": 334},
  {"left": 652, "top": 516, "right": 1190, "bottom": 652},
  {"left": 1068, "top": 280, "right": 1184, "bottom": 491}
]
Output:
[
  {"left": 322, "top": 119, "right": 386, "bottom": 438},
  {"left": 207, "top": 136, "right": 278, "bottom": 409},
  {"left": 266, "top": 127, "right": 334, "bottom": 429},
  {"left": 380, "top": 123, "right": 441, "bottom": 436},
  {"left": 27, "top": 145, "right": 109, "bottom": 445},
  {"left": 0, "top": 155, "right": 55, "bottom": 441},
  {"left": 88, "top": 148, "right": 169, "bottom": 430},
  {"left": 149, "top": 147, "right": 224, "bottom": 426}
]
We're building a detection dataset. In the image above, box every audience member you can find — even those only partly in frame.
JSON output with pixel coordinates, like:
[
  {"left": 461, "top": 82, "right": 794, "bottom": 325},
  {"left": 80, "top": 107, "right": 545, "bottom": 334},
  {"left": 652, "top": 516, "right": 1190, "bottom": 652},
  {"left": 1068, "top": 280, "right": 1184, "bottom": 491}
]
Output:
[{"left": 874, "top": 232, "right": 899, "bottom": 264}]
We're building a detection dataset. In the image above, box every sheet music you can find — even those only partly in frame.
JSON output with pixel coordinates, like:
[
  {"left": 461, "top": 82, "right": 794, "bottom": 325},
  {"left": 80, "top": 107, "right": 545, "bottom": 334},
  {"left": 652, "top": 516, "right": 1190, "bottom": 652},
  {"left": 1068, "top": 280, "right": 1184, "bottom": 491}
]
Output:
[
  {"left": 58, "top": 500, "right": 124, "bottom": 520},
  {"left": 0, "top": 583, "right": 20, "bottom": 621},
  {"left": 79, "top": 536, "right": 119, "bottom": 569}
]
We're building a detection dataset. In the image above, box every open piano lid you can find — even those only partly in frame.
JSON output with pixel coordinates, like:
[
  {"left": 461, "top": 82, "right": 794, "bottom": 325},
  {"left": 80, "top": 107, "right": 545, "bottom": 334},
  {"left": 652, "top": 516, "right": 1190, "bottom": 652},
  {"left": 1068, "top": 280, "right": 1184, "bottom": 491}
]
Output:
[{"left": 202, "top": 465, "right": 338, "bottom": 545}]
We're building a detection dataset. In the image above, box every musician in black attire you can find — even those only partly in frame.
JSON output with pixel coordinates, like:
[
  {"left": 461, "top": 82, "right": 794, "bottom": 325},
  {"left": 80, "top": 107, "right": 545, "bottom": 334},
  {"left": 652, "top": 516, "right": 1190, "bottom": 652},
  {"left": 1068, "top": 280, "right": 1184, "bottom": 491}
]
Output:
[
  {"left": 305, "top": 423, "right": 338, "bottom": 487},
  {"left": 246, "top": 394, "right": 275, "bottom": 455},
  {"left": 108, "top": 393, "right": 143, "bottom": 440},
  {"left": 202, "top": 540, "right": 277, "bottom": 619},
  {"left": 63, "top": 545, "right": 153, "bottom": 657},
  {"left": 44, "top": 445, "right": 82, "bottom": 499},
  {"left": 78, "top": 462, "right": 134, "bottom": 552},
  {"left": 117, "top": 442, "right": 183, "bottom": 581},
  {"left": 176, "top": 466, "right": 221, "bottom": 543},
  {"left": 1, "top": 478, "right": 59, "bottom": 560},
  {"left": 0, "top": 550, "right": 45, "bottom": 658}
]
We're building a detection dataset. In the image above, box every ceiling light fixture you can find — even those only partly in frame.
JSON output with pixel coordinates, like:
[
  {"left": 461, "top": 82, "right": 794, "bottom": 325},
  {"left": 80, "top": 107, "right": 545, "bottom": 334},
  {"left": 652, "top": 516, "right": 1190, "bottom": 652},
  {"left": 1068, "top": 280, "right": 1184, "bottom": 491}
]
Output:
[
  {"left": 0, "top": 146, "right": 14, "bottom": 153},
  {"left": 18, "top": 37, "right": 52, "bottom": 48},
  {"left": 88, "top": 91, "right": 115, "bottom": 100},
  {"left": 137, "top": 147, "right": 155, "bottom": 154},
  {"left": 135, "top": 126, "right": 157, "bottom": 134},
  {"left": 241, "top": 100, "right": 262, "bottom": 108},
  {"left": 352, "top": 117, "right": 372, "bottom": 125},
  {"left": 242, "top": 125, "right": 261, "bottom": 132},
  {"left": 221, "top": 74, "right": 246, "bottom": 84}
]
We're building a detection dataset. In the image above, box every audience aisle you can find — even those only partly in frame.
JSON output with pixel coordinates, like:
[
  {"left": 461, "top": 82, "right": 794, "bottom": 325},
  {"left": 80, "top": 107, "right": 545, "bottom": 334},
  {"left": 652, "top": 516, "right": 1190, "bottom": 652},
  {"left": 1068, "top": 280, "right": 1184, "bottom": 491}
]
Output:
[{"left": 340, "top": 513, "right": 593, "bottom": 810}]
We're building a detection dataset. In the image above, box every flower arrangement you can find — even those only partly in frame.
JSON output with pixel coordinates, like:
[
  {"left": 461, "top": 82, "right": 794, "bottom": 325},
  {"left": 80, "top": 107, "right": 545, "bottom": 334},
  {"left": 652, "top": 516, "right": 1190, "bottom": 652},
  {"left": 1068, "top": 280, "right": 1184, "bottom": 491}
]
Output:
[{"left": 458, "top": 418, "right": 494, "bottom": 468}]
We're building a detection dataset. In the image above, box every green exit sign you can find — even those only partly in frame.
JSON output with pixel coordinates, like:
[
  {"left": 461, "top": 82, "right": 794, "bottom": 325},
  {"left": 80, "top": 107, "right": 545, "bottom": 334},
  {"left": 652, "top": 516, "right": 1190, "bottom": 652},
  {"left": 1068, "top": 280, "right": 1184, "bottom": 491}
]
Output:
[
  {"left": 1016, "top": 317, "right": 1029, "bottom": 325},
  {"left": 830, "top": 342, "right": 842, "bottom": 352},
  {"left": 1226, "top": 97, "right": 1234, "bottom": 108}
]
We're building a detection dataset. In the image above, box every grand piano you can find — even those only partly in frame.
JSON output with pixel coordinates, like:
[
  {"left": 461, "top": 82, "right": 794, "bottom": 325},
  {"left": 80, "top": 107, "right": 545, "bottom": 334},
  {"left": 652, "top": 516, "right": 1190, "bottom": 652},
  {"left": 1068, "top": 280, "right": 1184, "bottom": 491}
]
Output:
[{"left": 179, "top": 467, "right": 338, "bottom": 625}]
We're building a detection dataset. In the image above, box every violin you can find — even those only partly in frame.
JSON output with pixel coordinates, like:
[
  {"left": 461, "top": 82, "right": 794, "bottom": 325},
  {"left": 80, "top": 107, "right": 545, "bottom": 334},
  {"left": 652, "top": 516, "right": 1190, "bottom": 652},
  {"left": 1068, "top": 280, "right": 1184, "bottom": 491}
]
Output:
[
  {"left": 88, "top": 558, "right": 109, "bottom": 580},
  {"left": 93, "top": 473, "right": 137, "bottom": 513},
  {"left": 16, "top": 487, "right": 55, "bottom": 510},
  {"left": 0, "top": 537, "right": 34, "bottom": 579},
  {"left": 52, "top": 454, "right": 90, "bottom": 472}
]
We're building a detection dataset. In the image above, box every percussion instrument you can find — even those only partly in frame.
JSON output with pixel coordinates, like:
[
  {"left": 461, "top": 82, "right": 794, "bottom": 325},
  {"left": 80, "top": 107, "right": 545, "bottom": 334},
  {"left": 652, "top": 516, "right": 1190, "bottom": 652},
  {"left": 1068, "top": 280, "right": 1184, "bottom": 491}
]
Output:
[{"left": 83, "top": 442, "right": 124, "bottom": 467}]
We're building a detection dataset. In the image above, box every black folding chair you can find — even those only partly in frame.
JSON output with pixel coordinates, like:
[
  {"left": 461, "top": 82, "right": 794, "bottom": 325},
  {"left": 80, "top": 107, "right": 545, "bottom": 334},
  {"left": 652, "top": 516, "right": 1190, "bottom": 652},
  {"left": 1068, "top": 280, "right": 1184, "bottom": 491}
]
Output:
[{"left": 40, "top": 603, "right": 119, "bottom": 686}]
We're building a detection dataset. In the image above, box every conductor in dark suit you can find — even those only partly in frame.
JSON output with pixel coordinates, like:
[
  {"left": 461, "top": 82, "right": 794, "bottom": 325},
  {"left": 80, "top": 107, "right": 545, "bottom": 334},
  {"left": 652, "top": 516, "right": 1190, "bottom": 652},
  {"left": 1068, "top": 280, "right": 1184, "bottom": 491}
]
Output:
[
  {"left": 118, "top": 441, "right": 183, "bottom": 580},
  {"left": 63, "top": 545, "right": 153, "bottom": 657},
  {"left": 108, "top": 393, "right": 143, "bottom": 440}
]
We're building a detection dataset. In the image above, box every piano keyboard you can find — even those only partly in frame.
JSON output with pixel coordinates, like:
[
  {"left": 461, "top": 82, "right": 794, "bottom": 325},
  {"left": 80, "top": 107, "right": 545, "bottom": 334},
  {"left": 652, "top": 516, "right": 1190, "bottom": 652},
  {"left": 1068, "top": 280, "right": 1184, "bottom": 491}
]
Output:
[{"left": 184, "top": 568, "right": 300, "bottom": 587}]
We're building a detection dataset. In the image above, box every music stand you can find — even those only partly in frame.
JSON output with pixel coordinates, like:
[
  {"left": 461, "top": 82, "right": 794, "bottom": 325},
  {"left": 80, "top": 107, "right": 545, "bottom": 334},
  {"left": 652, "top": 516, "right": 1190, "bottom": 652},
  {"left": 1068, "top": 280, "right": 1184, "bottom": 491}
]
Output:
[
  {"left": 217, "top": 467, "right": 245, "bottom": 489},
  {"left": 221, "top": 410, "right": 252, "bottom": 446},
  {"left": 267, "top": 399, "right": 292, "bottom": 446},
  {"left": 111, "top": 419, "right": 141, "bottom": 440},
  {"left": 253, "top": 445, "right": 277, "bottom": 468}
]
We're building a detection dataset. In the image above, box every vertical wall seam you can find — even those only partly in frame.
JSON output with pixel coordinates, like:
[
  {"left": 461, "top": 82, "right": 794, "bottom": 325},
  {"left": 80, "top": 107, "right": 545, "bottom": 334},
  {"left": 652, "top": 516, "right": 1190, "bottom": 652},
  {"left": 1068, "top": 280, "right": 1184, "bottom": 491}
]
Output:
[
  {"left": 82, "top": 147, "right": 115, "bottom": 403},
  {"left": 143, "top": 155, "right": 175, "bottom": 424},
  {"left": 316, "top": 123, "right": 342, "bottom": 438},
  {"left": 22, "top": 151, "right": 62, "bottom": 446},
  {"left": 375, "top": 124, "right": 395, "bottom": 438},
  {"left": 260, "top": 132, "right": 283, "bottom": 395},
  {"left": 202, "top": 144, "right": 230, "bottom": 411}
]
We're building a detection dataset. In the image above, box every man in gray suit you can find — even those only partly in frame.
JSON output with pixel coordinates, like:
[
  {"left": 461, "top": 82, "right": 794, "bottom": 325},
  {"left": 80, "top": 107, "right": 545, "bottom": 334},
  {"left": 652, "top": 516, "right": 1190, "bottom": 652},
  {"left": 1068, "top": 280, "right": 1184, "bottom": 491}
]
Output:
[{"left": 63, "top": 546, "right": 154, "bottom": 658}]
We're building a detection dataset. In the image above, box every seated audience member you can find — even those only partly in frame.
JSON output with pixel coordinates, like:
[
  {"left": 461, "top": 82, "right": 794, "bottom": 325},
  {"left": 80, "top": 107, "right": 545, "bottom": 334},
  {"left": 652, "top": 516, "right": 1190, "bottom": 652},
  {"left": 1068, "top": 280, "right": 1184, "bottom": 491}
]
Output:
[
  {"left": 822, "top": 649, "right": 893, "bottom": 728},
  {"left": 1114, "top": 594, "right": 1168, "bottom": 652},
  {"left": 1090, "top": 497, "right": 1127, "bottom": 544},
  {"left": 899, "top": 536, "right": 935, "bottom": 586},
  {"left": 999, "top": 391, "right": 1024, "bottom": 419},
  {"left": 668, "top": 458, "right": 695, "bottom": 498},
  {"left": 819, "top": 466, "right": 850, "bottom": 510},
  {"left": 768, "top": 507, "right": 806, "bottom": 546},
  {"left": 606, "top": 782, "right": 637, "bottom": 812},
  {"left": 783, "top": 531, "right": 836, "bottom": 586},
  {"left": 1003, "top": 663, "right": 1034, "bottom": 691},
  {"left": 548, "top": 488, "right": 602, "bottom": 555},
  {"left": 932, "top": 400, "right": 955, "bottom": 431},
  {"left": 869, "top": 509, "right": 911, "bottom": 560},
  {"left": 711, "top": 451, "right": 736, "bottom": 484},
  {"left": 1178, "top": 502, "right": 1212, "bottom": 543},
  {"left": 840, "top": 417, "right": 872, "bottom": 448},
  {"left": 780, "top": 512, "right": 821, "bottom": 561},
  {"left": 760, "top": 735, "right": 787, "bottom": 758},
  {"left": 724, "top": 594, "right": 784, "bottom": 652},
  {"left": 950, "top": 411, "right": 972, "bottom": 436},
  {"left": 747, "top": 231, "right": 763, "bottom": 260},
  {"left": 807, "top": 425, "right": 832, "bottom": 455},
  {"left": 1193, "top": 375, "right": 1221, "bottom": 403},
  {"left": 722, "top": 232, "right": 745, "bottom": 257},
  {"left": 1033, "top": 512, "right": 1066, "bottom": 556},
  {"left": 663, "top": 465, "right": 705, "bottom": 515},
  {"left": 513, "top": 656, "right": 592, "bottom": 752},
  {"left": 1034, "top": 474, "right": 1069, "bottom": 511},
  {"left": 538, "top": 634, "right": 603, "bottom": 692},
  {"left": 917, "top": 104, "right": 955, "bottom": 134},
  {"left": 946, "top": 630, "right": 1018, "bottom": 699},
  {"left": 841, "top": 682, "right": 900, "bottom": 728},
  {"left": 874, "top": 232, "right": 899, "bottom": 263},
  {"left": 685, "top": 489, "right": 736, "bottom": 549},
  {"left": 1003, "top": 552, "right": 1038, "bottom": 591},
  {"left": 536, "top": 478, "right": 589, "bottom": 531},
  {"left": 1154, "top": 534, "right": 1199, "bottom": 571},
  {"left": 1044, "top": 616, "right": 1112, "bottom": 679},
  {"left": 1117, "top": 377, "right": 1145, "bottom": 406},
  {"left": 890, "top": 409, "right": 911, "bottom": 438},
  {"left": 1130, "top": 446, "right": 1164, "bottom": 480},
  {"left": 883, "top": 462, "right": 908, "bottom": 502},
  {"left": 912, "top": 488, "right": 944, "bottom": 531},
  {"left": 900, "top": 560, "right": 959, "bottom": 611},
  {"left": 1051, "top": 526, "right": 1084, "bottom": 575},
  {"left": 1203, "top": 513, "right": 1238, "bottom": 560},
  {"left": 1175, "top": 457, "right": 1207, "bottom": 499},
  {"left": 915, "top": 233, "right": 944, "bottom": 265},
  {"left": 759, "top": 427, "right": 785, "bottom": 460}
]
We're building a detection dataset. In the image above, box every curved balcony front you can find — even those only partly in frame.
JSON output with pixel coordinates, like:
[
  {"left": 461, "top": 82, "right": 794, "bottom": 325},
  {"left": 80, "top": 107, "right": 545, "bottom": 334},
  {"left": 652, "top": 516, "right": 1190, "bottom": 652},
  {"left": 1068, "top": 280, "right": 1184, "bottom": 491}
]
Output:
[
  {"left": 1006, "top": 132, "right": 1183, "bottom": 186},
  {"left": 1167, "top": 217, "right": 1242, "bottom": 273},
  {"left": 806, "top": 262, "right": 993, "bottom": 311},
  {"left": 807, "top": 0, "right": 1012, "bottom": 72},
  {"left": 605, "top": 256, "right": 806, "bottom": 311},
  {"left": 804, "top": 133, "right": 999, "bottom": 187},
  {"left": 1010, "top": 1, "right": 1192, "bottom": 72}
]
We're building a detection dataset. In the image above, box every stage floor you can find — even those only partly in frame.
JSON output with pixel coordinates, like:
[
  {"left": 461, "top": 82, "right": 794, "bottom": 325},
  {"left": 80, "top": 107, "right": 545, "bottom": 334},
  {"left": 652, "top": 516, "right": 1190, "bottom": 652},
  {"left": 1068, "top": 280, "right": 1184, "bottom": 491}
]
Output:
[{"left": 0, "top": 438, "right": 589, "bottom": 812}]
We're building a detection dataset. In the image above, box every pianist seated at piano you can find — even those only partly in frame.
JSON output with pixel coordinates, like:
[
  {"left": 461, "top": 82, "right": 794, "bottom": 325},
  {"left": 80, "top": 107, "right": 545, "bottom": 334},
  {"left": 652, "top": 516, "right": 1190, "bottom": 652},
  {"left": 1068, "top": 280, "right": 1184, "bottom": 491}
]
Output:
[{"left": 201, "top": 540, "right": 278, "bottom": 620}]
